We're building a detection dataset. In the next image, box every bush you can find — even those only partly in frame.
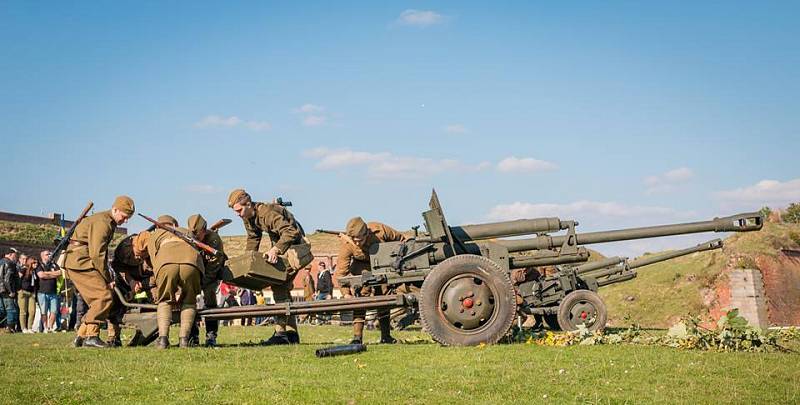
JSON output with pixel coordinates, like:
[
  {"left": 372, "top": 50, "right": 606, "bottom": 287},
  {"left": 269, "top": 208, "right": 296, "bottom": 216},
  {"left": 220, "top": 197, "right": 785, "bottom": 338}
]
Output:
[
  {"left": 759, "top": 206, "right": 772, "bottom": 220},
  {"left": 785, "top": 203, "right": 800, "bottom": 223}
]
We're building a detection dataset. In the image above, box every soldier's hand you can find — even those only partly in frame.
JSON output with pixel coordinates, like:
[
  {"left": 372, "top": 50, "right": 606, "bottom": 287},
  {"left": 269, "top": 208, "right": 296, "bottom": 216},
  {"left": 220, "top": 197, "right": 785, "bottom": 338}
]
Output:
[{"left": 266, "top": 246, "right": 280, "bottom": 264}]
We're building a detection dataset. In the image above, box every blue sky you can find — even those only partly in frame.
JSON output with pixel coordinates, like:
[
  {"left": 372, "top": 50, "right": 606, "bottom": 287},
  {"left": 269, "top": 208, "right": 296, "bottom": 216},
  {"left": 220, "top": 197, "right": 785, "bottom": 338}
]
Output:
[{"left": 1, "top": 2, "right": 798, "bottom": 256}]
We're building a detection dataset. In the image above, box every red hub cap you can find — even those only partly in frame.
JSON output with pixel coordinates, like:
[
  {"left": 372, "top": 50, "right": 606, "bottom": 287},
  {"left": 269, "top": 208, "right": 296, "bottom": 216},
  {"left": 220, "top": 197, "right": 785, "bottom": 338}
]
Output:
[{"left": 463, "top": 298, "right": 474, "bottom": 309}]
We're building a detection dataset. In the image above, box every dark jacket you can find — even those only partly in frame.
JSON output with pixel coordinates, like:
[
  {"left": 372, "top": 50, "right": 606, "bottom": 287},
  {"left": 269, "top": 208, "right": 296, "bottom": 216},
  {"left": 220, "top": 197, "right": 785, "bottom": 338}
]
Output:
[
  {"left": 317, "top": 270, "right": 333, "bottom": 295},
  {"left": 0, "top": 258, "right": 19, "bottom": 296}
]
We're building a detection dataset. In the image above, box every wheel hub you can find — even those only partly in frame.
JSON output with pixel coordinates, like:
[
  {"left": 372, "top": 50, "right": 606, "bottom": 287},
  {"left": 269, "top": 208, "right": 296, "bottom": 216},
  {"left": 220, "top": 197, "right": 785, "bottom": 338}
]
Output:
[
  {"left": 439, "top": 276, "right": 495, "bottom": 330},
  {"left": 569, "top": 301, "right": 597, "bottom": 326}
]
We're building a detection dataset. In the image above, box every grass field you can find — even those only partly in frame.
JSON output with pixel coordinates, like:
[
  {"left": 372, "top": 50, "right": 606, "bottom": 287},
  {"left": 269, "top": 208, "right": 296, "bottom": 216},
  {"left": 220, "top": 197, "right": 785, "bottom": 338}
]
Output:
[{"left": 1, "top": 325, "right": 798, "bottom": 404}]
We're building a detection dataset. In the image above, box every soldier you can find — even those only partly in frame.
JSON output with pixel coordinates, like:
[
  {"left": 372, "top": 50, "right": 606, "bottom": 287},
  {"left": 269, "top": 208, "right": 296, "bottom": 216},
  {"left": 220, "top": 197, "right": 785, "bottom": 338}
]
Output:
[
  {"left": 335, "top": 217, "right": 405, "bottom": 344},
  {"left": 138, "top": 223, "right": 204, "bottom": 349},
  {"left": 156, "top": 215, "right": 178, "bottom": 227},
  {"left": 64, "top": 196, "right": 135, "bottom": 348},
  {"left": 186, "top": 214, "right": 225, "bottom": 347},
  {"left": 228, "top": 188, "right": 309, "bottom": 345},
  {"left": 108, "top": 232, "right": 152, "bottom": 347}
]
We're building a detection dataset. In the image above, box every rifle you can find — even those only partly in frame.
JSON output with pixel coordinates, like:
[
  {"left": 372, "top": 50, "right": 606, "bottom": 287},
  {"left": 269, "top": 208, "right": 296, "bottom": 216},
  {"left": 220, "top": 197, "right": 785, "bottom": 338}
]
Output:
[
  {"left": 316, "top": 229, "right": 343, "bottom": 235},
  {"left": 48, "top": 201, "right": 94, "bottom": 268},
  {"left": 209, "top": 218, "right": 232, "bottom": 232},
  {"left": 138, "top": 213, "right": 221, "bottom": 257},
  {"left": 275, "top": 197, "right": 292, "bottom": 207}
]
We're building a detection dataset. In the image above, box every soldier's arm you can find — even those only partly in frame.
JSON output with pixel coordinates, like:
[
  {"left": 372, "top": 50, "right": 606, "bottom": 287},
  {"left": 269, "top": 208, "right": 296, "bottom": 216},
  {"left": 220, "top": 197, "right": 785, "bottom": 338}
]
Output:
[
  {"left": 244, "top": 220, "right": 262, "bottom": 252},
  {"left": 267, "top": 209, "right": 301, "bottom": 254},
  {"left": 377, "top": 223, "right": 406, "bottom": 242},
  {"left": 88, "top": 219, "right": 114, "bottom": 276},
  {"left": 335, "top": 243, "right": 353, "bottom": 278},
  {"left": 204, "top": 233, "right": 225, "bottom": 271}
]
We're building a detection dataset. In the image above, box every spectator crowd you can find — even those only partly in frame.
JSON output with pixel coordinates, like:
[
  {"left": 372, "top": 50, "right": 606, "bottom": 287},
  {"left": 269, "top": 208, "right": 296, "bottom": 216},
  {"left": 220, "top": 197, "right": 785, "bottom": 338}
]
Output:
[{"left": 0, "top": 247, "right": 88, "bottom": 334}]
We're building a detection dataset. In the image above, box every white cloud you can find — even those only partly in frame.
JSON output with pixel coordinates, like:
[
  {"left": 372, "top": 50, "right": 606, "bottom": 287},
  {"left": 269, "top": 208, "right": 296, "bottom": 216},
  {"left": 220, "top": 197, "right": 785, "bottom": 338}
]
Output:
[
  {"left": 443, "top": 124, "right": 467, "bottom": 134},
  {"left": 194, "top": 115, "right": 271, "bottom": 132},
  {"left": 496, "top": 157, "right": 558, "bottom": 174},
  {"left": 396, "top": 9, "right": 445, "bottom": 27},
  {"left": 716, "top": 178, "right": 800, "bottom": 208},
  {"left": 303, "top": 115, "right": 327, "bottom": 127},
  {"left": 644, "top": 167, "right": 694, "bottom": 194},
  {"left": 294, "top": 104, "right": 325, "bottom": 114},
  {"left": 303, "top": 147, "right": 488, "bottom": 180},
  {"left": 487, "top": 201, "right": 683, "bottom": 221},
  {"left": 294, "top": 103, "right": 328, "bottom": 127}
]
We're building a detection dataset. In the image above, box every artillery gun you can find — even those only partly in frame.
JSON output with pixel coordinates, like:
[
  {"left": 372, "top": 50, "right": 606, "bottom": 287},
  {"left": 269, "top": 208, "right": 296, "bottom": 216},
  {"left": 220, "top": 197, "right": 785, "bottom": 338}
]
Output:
[
  {"left": 117, "top": 190, "right": 762, "bottom": 347},
  {"left": 336, "top": 190, "right": 761, "bottom": 346}
]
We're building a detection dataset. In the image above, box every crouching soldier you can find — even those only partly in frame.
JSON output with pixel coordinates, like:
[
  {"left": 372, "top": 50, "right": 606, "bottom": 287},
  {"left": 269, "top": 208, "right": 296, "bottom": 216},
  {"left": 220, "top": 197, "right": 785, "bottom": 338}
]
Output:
[
  {"left": 227, "top": 188, "right": 311, "bottom": 345},
  {"left": 186, "top": 214, "right": 225, "bottom": 347},
  {"left": 64, "top": 196, "right": 135, "bottom": 348},
  {"left": 108, "top": 232, "right": 153, "bottom": 347},
  {"left": 335, "top": 217, "right": 405, "bottom": 344},
  {"left": 137, "top": 224, "right": 204, "bottom": 349}
]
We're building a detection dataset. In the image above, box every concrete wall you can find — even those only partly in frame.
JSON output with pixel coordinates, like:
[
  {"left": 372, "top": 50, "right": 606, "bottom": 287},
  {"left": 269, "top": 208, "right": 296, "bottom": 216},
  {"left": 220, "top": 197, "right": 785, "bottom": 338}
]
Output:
[{"left": 728, "top": 269, "right": 769, "bottom": 328}]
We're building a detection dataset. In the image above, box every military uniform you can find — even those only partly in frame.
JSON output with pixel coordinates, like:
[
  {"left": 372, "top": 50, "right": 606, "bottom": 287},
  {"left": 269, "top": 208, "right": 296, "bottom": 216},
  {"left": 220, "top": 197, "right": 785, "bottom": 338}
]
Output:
[
  {"left": 229, "top": 189, "right": 308, "bottom": 345},
  {"left": 335, "top": 217, "right": 404, "bottom": 343},
  {"left": 64, "top": 196, "right": 134, "bottom": 348},
  {"left": 186, "top": 214, "right": 225, "bottom": 346},
  {"left": 108, "top": 233, "right": 153, "bottom": 346},
  {"left": 140, "top": 227, "right": 204, "bottom": 348}
]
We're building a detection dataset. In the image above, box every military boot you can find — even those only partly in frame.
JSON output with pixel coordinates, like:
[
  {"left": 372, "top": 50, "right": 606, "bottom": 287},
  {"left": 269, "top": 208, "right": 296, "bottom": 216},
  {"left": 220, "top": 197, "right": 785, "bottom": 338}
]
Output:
[
  {"left": 179, "top": 337, "right": 190, "bottom": 348},
  {"left": 73, "top": 336, "right": 85, "bottom": 348},
  {"left": 286, "top": 330, "right": 300, "bottom": 344},
  {"left": 82, "top": 336, "right": 108, "bottom": 348},
  {"left": 379, "top": 317, "right": 397, "bottom": 344},
  {"left": 260, "top": 332, "right": 291, "bottom": 346},
  {"left": 156, "top": 336, "right": 170, "bottom": 349}
]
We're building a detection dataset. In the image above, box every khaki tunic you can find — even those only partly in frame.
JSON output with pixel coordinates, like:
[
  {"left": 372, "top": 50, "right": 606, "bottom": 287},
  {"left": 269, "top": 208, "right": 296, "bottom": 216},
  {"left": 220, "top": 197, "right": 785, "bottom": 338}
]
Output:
[
  {"left": 244, "top": 202, "right": 304, "bottom": 254},
  {"left": 64, "top": 210, "right": 117, "bottom": 279},
  {"left": 144, "top": 228, "right": 204, "bottom": 305},
  {"left": 335, "top": 222, "right": 405, "bottom": 281}
]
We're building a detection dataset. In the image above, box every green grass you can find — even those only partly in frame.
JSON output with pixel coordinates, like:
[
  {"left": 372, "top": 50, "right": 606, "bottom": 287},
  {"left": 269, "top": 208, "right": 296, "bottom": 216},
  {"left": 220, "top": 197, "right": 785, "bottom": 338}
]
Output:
[
  {"left": 1, "top": 325, "right": 798, "bottom": 404},
  {"left": 0, "top": 220, "right": 61, "bottom": 246}
]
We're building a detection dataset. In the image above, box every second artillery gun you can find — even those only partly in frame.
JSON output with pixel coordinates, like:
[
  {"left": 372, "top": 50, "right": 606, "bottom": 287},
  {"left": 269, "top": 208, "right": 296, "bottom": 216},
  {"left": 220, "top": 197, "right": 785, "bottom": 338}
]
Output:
[{"left": 332, "top": 190, "right": 761, "bottom": 346}]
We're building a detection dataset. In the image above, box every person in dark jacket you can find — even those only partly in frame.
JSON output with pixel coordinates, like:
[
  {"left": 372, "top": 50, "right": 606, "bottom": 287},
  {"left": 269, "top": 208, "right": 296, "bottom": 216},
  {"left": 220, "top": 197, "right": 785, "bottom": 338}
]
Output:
[
  {"left": 0, "top": 248, "right": 20, "bottom": 333},
  {"left": 316, "top": 261, "right": 333, "bottom": 300}
]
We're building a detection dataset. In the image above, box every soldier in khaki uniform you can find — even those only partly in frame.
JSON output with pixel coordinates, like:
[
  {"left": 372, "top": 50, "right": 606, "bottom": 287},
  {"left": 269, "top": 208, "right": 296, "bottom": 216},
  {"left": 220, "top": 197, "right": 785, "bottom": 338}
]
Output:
[
  {"left": 186, "top": 214, "right": 225, "bottom": 347},
  {"left": 137, "top": 225, "right": 204, "bottom": 349},
  {"left": 109, "top": 232, "right": 154, "bottom": 346},
  {"left": 335, "top": 217, "right": 405, "bottom": 344},
  {"left": 228, "top": 188, "right": 308, "bottom": 345},
  {"left": 64, "top": 196, "right": 135, "bottom": 348}
]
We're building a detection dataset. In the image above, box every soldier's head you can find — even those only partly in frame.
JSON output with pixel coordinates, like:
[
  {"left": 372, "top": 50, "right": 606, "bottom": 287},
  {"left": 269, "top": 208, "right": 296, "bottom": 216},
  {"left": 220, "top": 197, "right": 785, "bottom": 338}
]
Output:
[
  {"left": 345, "top": 217, "right": 370, "bottom": 247},
  {"left": 157, "top": 215, "right": 178, "bottom": 227},
  {"left": 188, "top": 214, "right": 208, "bottom": 239},
  {"left": 111, "top": 195, "right": 135, "bottom": 225},
  {"left": 228, "top": 189, "right": 255, "bottom": 219},
  {"left": 132, "top": 232, "right": 150, "bottom": 260}
]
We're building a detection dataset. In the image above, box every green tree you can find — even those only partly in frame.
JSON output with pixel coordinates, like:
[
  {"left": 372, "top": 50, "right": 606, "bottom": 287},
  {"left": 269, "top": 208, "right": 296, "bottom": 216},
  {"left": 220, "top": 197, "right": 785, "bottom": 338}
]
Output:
[
  {"left": 785, "top": 203, "right": 800, "bottom": 223},
  {"left": 759, "top": 206, "right": 772, "bottom": 220}
]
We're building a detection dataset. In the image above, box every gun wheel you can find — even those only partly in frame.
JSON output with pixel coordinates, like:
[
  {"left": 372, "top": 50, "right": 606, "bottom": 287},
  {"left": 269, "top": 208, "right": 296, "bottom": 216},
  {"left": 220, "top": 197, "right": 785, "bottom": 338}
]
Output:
[
  {"left": 556, "top": 290, "right": 607, "bottom": 332},
  {"left": 419, "top": 254, "right": 516, "bottom": 346}
]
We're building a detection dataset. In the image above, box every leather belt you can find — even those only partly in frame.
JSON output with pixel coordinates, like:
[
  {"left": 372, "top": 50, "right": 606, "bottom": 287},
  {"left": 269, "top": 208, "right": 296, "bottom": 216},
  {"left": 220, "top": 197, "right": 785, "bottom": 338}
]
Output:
[{"left": 69, "top": 240, "right": 88, "bottom": 246}]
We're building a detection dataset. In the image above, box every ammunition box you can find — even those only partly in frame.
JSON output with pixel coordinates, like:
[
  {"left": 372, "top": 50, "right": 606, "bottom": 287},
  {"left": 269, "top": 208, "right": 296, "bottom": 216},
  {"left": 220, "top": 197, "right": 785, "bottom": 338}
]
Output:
[{"left": 224, "top": 251, "right": 289, "bottom": 290}]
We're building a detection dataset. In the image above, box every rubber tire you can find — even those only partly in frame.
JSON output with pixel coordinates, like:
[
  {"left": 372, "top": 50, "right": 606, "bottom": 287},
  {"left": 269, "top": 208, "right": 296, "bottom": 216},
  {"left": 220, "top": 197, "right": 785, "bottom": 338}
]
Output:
[
  {"left": 419, "top": 254, "right": 516, "bottom": 346},
  {"left": 556, "top": 290, "right": 608, "bottom": 332},
  {"left": 543, "top": 314, "right": 562, "bottom": 331}
]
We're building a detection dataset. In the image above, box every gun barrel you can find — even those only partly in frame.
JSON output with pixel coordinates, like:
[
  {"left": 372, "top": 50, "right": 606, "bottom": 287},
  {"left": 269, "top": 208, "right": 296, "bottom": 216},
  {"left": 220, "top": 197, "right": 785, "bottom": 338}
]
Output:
[
  {"left": 451, "top": 217, "right": 567, "bottom": 241},
  {"left": 316, "top": 229, "right": 343, "bottom": 235},
  {"left": 315, "top": 344, "right": 367, "bottom": 358},
  {"left": 495, "top": 213, "right": 761, "bottom": 252},
  {"left": 509, "top": 248, "right": 590, "bottom": 268}
]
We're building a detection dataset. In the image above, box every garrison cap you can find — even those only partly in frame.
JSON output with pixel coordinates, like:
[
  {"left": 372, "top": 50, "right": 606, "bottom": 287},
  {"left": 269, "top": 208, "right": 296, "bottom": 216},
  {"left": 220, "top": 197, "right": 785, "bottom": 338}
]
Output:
[
  {"left": 157, "top": 215, "right": 178, "bottom": 227},
  {"left": 133, "top": 232, "right": 150, "bottom": 258},
  {"left": 345, "top": 217, "right": 369, "bottom": 240},
  {"left": 112, "top": 195, "right": 135, "bottom": 215},
  {"left": 227, "top": 188, "right": 250, "bottom": 208},
  {"left": 187, "top": 214, "right": 207, "bottom": 235}
]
